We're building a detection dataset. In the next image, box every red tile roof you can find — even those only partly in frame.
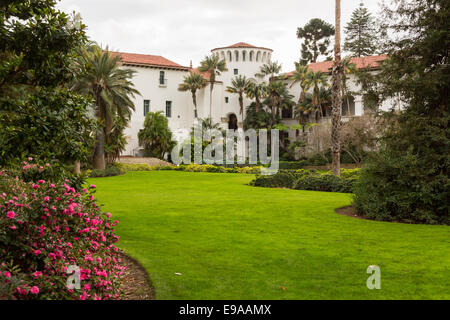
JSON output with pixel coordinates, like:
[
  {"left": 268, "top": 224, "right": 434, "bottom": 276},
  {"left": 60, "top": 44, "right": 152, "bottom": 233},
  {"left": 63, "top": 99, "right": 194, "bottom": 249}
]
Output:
[
  {"left": 285, "top": 55, "right": 389, "bottom": 76},
  {"left": 211, "top": 42, "right": 273, "bottom": 52},
  {"left": 111, "top": 52, "right": 189, "bottom": 70}
]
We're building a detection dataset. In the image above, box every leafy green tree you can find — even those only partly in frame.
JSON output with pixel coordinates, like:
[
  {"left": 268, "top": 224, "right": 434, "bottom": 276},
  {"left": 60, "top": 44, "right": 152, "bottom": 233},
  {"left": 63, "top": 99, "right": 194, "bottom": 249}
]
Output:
[
  {"left": 0, "top": 88, "right": 96, "bottom": 166},
  {"left": 297, "top": 18, "right": 335, "bottom": 65},
  {"left": 353, "top": 0, "right": 450, "bottom": 224},
  {"left": 289, "top": 63, "right": 312, "bottom": 103},
  {"left": 0, "top": 0, "right": 96, "bottom": 168},
  {"left": 265, "top": 81, "right": 294, "bottom": 125},
  {"left": 243, "top": 102, "right": 273, "bottom": 130},
  {"left": 306, "top": 71, "right": 329, "bottom": 117},
  {"left": 178, "top": 71, "right": 207, "bottom": 118},
  {"left": 344, "top": 2, "right": 378, "bottom": 57},
  {"left": 244, "top": 81, "right": 267, "bottom": 113},
  {"left": 198, "top": 54, "right": 227, "bottom": 122},
  {"left": 256, "top": 61, "right": 282, "bottom": 82},
  {"left": 138, "top": 111, "right": 176, "bottom": 159},
  {"left": 226, "top": 75, "right": 251, "bottom": 122},
  {"left": 73, "top": 46, "right": 139, "bottom": 170}
]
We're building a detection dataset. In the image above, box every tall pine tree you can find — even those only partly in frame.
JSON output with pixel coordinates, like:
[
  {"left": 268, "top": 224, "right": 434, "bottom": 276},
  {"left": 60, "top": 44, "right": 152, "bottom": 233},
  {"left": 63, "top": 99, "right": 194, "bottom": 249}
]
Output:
[
  {"left": 353, "top": 0, "right": 450, "bottom": 225},
  {"left": 297, "top": 18, "right": 335, "bottom": 65},
  {"left": 344, "top": 2, "right": 378, "bottom": 57}
]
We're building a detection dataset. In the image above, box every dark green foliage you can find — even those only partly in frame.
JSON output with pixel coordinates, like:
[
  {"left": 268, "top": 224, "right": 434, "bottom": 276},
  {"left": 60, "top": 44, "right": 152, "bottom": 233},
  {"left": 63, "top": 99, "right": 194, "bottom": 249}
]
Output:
[
  {"left": 0, "top": 0, "right": 96, "bottom": 169},
  {"left": 0, "top": 88, "right": 96, "bottom": 165},
  {"left": 251, "top": 171, "right": 302, "bottom": 189},
  {"left": 297, "top": 18, "right": 335, "bottom": 65},
  {"left": 243, "top": 102, "right": 276, "bottom": 130},
  {"left": 252, "top": 169, "right": 359, "bottom": 193},
  {"left": 354, "top": 0, "right": 450, "bottom": 225},
  {"left": 353, "top": 112, "right": 450, "bottom": 225},
  {"left": 89, "top": 165, "right": 124, "bottom": 178},
  {"left": 0, "top": 0, "right": 88, "bottom": 92},
  {"left": 344, "top": 2, "right": 378, "bottom": 57},
  {"left": 138, "top": 111, "right": 176, "bottom": 159},
  {"left": 294, "top": 174, "right": 355, "bottom": 193}
]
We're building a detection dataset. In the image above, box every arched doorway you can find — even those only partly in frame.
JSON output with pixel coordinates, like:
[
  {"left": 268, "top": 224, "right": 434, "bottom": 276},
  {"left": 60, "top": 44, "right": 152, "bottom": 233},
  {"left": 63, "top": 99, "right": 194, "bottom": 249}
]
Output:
[{"left": 228, "top": 113, "right": 238, "bottom": 130}]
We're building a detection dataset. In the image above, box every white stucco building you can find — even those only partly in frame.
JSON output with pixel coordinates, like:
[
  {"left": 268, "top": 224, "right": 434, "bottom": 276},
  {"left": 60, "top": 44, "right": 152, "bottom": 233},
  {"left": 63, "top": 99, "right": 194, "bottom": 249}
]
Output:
[{"left": 115, "top": 42, "right": 391, "bottom": 156}]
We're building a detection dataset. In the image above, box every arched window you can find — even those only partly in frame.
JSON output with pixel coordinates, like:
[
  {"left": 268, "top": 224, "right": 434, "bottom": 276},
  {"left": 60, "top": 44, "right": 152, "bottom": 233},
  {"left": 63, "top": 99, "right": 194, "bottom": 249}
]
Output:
[
  {"left": 228, "top": 114, "right": 238, "bottom": 130},
  {"left": 220, "top": 51, "right": 225, "bottom": 61},
  {"left": 242, "top": 51, "right": 247, "bottom": 61},
  {"left": 227, "top": 51, "right": 232, "bottom": 62},
  {"left": 262, "top": 52, "right": 267, "bottom": 63},
  {"left": 234, "top": 50, "right": 239, "bottom": 62},
  {"left": 256, "top": 51, "right": 261, "bottom": 62},
  {"left": 267, "top": 53, "right": 272, "bottom": 62},
  {"left": 249, "top": 51, "right": 254, "bottom": 61}
]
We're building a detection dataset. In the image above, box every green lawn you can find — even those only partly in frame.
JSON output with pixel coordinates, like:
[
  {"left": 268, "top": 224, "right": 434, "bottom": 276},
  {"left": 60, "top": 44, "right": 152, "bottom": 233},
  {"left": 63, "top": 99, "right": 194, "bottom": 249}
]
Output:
[{"left": 90, "top": 171, "right": 450, "bottom": 300}]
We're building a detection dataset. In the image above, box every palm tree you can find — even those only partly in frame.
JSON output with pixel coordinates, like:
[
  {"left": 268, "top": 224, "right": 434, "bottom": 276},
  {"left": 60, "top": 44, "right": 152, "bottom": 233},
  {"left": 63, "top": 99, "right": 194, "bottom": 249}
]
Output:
[
  {"left": 226, "top": 75, "right": 251, "bottom": 123},
  {"left": 198, "top": 54, "right": 227, "bottom": 123},
  {"left": 266, "top": 81, "right": 294, "bottom": 125},
  {"left": 256, "top": 61, "right": 282, "bottom": 82},
  {"left": 331, "top": 0, "right": 343, "bottom": 176},
  {"left": 178, "top": 71, "right": 207, "bottom": 118},
  {"left": 245, "top": 81, "right": 267, "bottom": 113},
  {"left": 289, "top": 62, "right": 312, "bottom": 103},
  {"left": 306, "top": 71, "right": 329, "bottom": 117},
  {"left": 73, "top": 46, "right": 139, "bottom": 170}
]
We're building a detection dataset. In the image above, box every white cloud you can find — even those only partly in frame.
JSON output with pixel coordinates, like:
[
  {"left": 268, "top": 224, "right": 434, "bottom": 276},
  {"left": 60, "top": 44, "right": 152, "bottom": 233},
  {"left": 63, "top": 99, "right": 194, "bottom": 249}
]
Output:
[{"left": 57, "top": 0, "right": 381, "bottom": 72}]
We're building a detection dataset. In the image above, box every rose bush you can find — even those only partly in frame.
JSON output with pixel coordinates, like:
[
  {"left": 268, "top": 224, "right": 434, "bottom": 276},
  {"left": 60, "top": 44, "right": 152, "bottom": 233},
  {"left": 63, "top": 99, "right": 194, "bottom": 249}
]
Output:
[{"left": 0, "top": 160, "right": 126, "bottom": 300}]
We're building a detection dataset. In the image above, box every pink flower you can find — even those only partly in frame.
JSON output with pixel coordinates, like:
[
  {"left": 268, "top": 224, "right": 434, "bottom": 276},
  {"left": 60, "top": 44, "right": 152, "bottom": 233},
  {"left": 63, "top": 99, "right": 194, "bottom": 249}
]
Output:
[
  {"left": 45, "top": 163, "right": 50, "bottom": 167},
  {"left": 6, "top": 211, "right": 15, "bottom": 219},
  {"left": 3, "top": 271, "right": 11, "bottom": 278},
  {"left": 30, "top": 286, "right": 39, "bottom": 294},
  {"left": 89, "top": 184, "right": 96, "bottom": 189},
  {"left": 50, "top": 184, "right": 56, "bottom": 188},
  {"left": 43, "top": 196, "right": 50, "bottom": 202},
  {"left": 9, "top": 225, "right": 16, "bottom": 230},
  {"left": 37, "top": 180, "right": 45, "bottom": 184},
  {"left": 33, "top": 271, "right": 43, "bottom": 278},
  {"left": 33, "top": 249, "right": 41, "bottom": 255}
]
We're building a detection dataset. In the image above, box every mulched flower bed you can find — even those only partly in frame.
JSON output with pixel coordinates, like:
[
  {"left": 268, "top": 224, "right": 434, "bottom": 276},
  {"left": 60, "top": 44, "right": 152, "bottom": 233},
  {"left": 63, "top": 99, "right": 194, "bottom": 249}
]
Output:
[{"left": 120, "top": 253, "right": 155, "bottom": 300}]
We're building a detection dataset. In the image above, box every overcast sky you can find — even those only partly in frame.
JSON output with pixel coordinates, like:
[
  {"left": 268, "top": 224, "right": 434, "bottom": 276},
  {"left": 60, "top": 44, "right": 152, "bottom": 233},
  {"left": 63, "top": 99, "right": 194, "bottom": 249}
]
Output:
[{"left": 56, "top": 0, "right": 381, "bottom": 72}]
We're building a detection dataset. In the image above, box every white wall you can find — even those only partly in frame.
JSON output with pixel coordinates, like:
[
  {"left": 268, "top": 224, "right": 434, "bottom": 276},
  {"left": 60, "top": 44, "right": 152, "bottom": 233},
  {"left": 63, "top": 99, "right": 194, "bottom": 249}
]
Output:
[{"left": 122, "top": 66, "right": 192, "bottom": 156}]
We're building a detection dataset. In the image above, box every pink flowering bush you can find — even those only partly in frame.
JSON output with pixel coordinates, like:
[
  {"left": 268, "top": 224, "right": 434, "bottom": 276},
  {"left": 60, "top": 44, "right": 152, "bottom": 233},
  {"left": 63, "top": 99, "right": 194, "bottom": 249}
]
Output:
[{"left": 0, "top": 161, "right": 126, "bottom": 300}]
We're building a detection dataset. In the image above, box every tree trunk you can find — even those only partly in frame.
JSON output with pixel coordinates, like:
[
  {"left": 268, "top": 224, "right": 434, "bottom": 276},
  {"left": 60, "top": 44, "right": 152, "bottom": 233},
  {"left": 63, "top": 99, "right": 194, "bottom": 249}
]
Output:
[
  {"left": 239, "top": 94, "right": 244, "bottom": 124},
  {"left": 209, "top": 84, "right": 213, "bottom": 124},
  {"left": 192, "top": 91, "right": 198, "bottom": 118},
  {"left": 74, "top": 161, "right": 81, "bottom": 175},
  {"left": 93, "top": 129, "right": 106, "bottom": 170},
  {"left": 331, "top": 0, "right": 342, "bottom": 176}
]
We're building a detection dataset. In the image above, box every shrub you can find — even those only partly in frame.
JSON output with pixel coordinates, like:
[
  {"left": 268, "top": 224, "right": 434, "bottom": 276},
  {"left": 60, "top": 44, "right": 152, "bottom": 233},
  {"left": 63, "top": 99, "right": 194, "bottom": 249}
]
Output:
[
  {"left": 115, "top": 163, "right": 153, "bottom": 172},
  {"left": 251, "top": 169, "right": 358, "bottom": 193},
  {"left": 0, "top": 165, "right": 125, "bottom": 300},
  {"left": 251, "top": 171, "right": 304, "bottom": 188},
  {"left": 89, "top": 166, "right": 123, "bottom": 178},
  {"left": 277, "top": 161, "right": 309, "bottom": 170},
  {"left": 5, "top": 157, "right": 88, "bottom": 191}
]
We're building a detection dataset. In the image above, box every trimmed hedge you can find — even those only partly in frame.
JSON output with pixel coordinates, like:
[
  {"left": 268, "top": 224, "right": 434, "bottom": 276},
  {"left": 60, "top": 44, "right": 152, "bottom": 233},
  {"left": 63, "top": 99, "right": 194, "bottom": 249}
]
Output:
[
  {"left": 251, "top": 169, "right": 359, "bottom": 193},
  {"left": 89, "top": 165, "right": 124, "bottom": 178},
  {"left": 115, "top": 163, "right": 262, "bottom": 175}
]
